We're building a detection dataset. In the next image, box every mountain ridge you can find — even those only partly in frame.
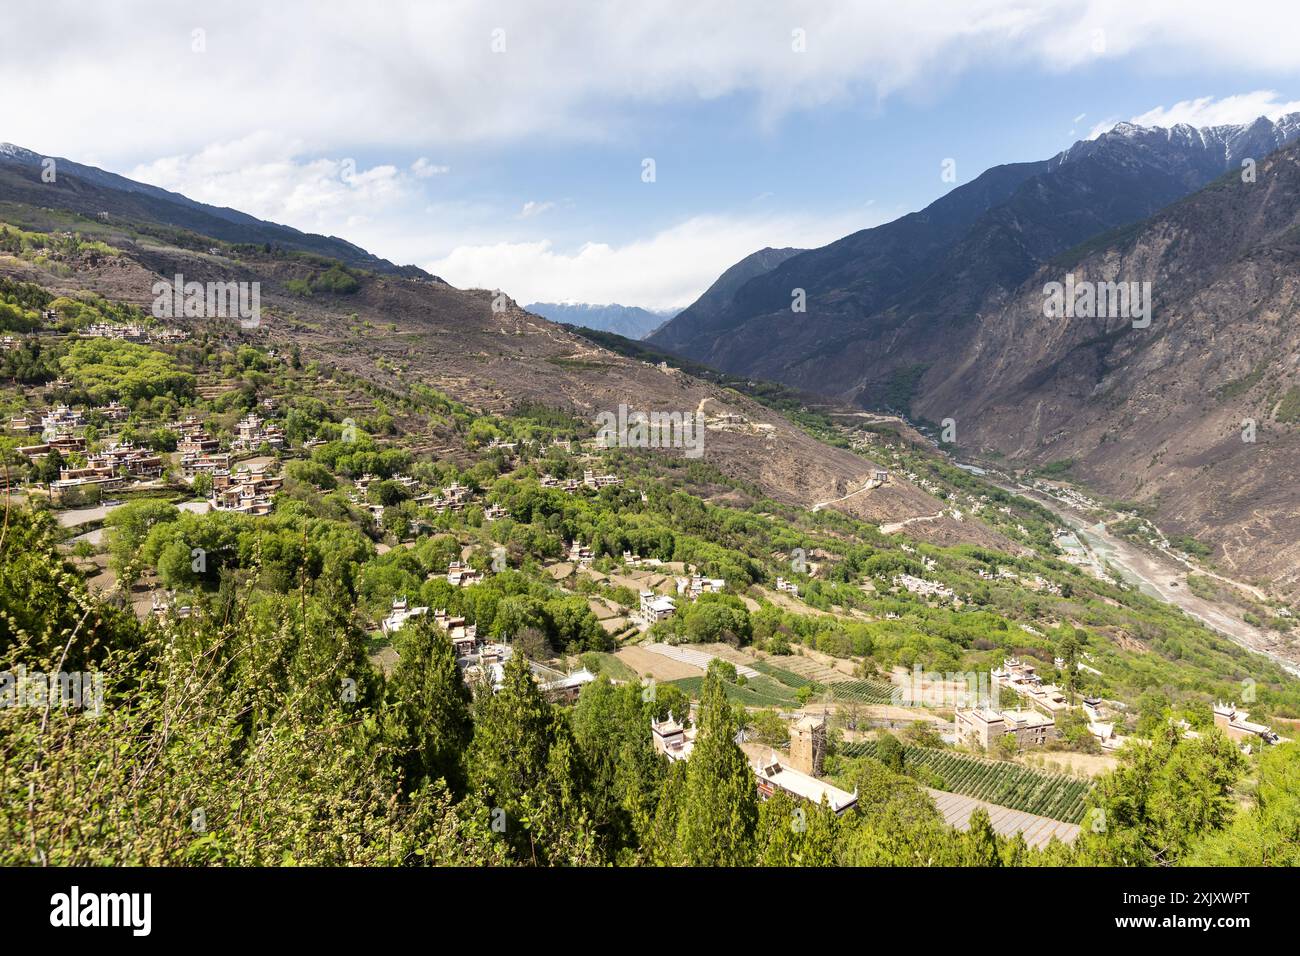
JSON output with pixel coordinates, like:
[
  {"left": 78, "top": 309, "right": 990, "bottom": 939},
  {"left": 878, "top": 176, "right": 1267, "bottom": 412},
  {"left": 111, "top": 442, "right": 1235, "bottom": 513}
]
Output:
[
  {"left": 524, "top": 301, "right": 676, "bottom": 340},
  {"left": 0, "top": 142, "right": 433, "bottom": 279},
  {"left": 648, "top": 113, "right": 1300, "bottom": 405}
]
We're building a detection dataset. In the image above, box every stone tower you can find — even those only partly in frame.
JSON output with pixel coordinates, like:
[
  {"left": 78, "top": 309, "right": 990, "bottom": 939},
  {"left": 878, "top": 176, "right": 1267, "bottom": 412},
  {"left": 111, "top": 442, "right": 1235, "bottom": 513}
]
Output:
[{"left": 789, "top": 714, "right": 827, "bottom": 776}]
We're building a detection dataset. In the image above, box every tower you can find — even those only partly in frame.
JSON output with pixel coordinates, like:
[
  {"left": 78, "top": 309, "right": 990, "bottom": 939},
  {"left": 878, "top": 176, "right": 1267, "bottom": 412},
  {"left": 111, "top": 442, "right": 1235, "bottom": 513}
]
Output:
[{"left": 789, "top": 714, "right": 827, "bottom": 776}]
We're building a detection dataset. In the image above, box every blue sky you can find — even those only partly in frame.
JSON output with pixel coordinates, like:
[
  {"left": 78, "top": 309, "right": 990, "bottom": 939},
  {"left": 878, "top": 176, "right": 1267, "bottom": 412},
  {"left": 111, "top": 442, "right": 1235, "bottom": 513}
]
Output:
[{"left": 5, "top": 1, "right": 1300, "bottom": 309}]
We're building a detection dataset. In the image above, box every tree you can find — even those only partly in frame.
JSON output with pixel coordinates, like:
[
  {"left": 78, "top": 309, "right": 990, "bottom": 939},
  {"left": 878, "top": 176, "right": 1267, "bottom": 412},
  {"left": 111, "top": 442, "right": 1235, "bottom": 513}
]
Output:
[
  {"left": 673, "top": 670, "right": 758, "bottom": 865},
  {"left": 105, "top": 498, "right": 178, "bottom": 588},
  {"left": 512, "top": 626, "right": 551, "bottom": 661},
  {"left": 1058, "top": 625, "right": 1082, "bottom": 698},
  {"left": 649, "top": 681, "right": 691, "bottom": 725},
  {"left": 876, "top": 731, "right": 905, "bottom": 773},
  {"left": 750, "top": 709, "right": 789, "bottom": 748},
  {"left": 1186, "top": 742, "right": 1300, "bottom": 866},
  {"left": 571, "top": 679, "right": 664, "bottom": 860},
  {"left": 995, "top": 732, "right": 1019, "bottom": 760},
  {"left": 836, "top": 697, "right": 864, "bottom": 734},
  {"left": 756, "top": 790, "right": 838, "bottom": 866},
  {"left": 959, "top": 808, "right": 1002, "bottom": 866},
  {"left": 468, "top": 652, "right": 597, "bottom": 865},
  {"left": 706, "top": 657, "right": 738, "bottom": 684},
  {"left": 384, "top": 616, "right": 474, "bottom": 796},
  {"left": 1076, "top": 724, "right": 1245, "bottom": 866}
]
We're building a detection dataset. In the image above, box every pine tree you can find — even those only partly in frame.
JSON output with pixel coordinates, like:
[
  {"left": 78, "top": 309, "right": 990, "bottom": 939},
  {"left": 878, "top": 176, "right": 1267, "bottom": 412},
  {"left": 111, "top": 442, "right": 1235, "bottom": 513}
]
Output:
[
  {"left": 384, "top": 615, "right": 473, "bottom": 795},
  {"left": 468, "top": 651, "right": 596, "bottom": 864},
  {"left": 1058, "top": 625, "right": 1082, "bottom": 698},
  {"left": 646, "top": 759, "right": 688, "bottom": 865},
  {"left": 756, "top": 791, "right": 838, "bottom": 866},
  {"left": 756, "top": 790, "right": 801, "bottom": 865},
  {"left": 674, "top": 671, "right": 758, "bottom": 865},
  {"left": 572, "top": 678, "right": 663, "bottom": 858},
  {"left": 959, "top": 807, "right": 1002, "bottom": 866}
]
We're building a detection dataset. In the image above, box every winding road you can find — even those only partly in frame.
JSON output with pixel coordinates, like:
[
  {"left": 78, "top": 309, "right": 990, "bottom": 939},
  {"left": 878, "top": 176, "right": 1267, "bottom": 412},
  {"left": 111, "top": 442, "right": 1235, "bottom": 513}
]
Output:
[{"left": 1000, "top": 478, "right": 1300, "bottom": 677}]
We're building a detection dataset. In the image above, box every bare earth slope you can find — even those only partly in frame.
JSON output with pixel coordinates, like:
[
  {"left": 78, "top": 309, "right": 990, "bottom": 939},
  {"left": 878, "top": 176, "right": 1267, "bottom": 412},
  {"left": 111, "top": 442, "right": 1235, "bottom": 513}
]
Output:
[
  {"left": 0, "top": 228, "right": 1015, "bottom": 553},
  {"left": 916, "top": 143, "right": 1300, "bottom": 595}
]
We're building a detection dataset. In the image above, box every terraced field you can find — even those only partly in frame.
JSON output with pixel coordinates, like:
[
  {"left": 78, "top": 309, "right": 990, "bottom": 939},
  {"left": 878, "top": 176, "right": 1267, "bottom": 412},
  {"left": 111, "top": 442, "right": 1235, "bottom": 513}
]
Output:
[
  {"left": 826, "top": 679, "right": 896, "bottom": 705},
  {"left": 839, "top": 741, "right": 1092, "bottom": 823},
  {"left": 667, "top": 675, "right": 800, "bottom": 708},
  {"left": 760, "top": 654, "right": 852, "bottom": 684},
  {"left": 750, "top": 661, "right": 895, "bottom": 705}
]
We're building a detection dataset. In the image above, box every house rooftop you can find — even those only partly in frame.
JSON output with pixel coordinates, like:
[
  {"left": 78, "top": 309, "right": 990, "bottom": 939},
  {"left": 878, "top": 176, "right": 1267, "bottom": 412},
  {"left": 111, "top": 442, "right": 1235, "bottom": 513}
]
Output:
[{"left": 753, "top": 754, "right": 858, "bottom": 814}]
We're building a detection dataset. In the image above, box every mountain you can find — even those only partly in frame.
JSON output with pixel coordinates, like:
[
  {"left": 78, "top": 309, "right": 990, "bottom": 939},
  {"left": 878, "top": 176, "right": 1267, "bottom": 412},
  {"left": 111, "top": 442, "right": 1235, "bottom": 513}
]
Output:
[
  {"left": 650, "top": 246, "right": 803, "bottom": 352},
  {"left": 648, "top": 115, "right": 1300, "bottom": 408},
  {"left": 0, "top": 143, "right": 431, "bottom": 278},
  {"left": 0, "top": 156, "right": 1012, "bottom": 553},
  {"left": 524, "top": 301, "right": 675, "bottom": 339},
  {"left": 914, "top": 138, "right": 1300, "bottom": 596}
]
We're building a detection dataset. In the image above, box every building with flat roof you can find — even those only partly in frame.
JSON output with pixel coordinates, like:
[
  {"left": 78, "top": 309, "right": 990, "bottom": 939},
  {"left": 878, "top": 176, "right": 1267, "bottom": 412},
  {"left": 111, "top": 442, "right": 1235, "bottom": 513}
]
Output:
[
  {"left": 381, "top": 598, "right": 429, "bottom": 636},
  {"left": 639, "top": 590, "right": 676, "bottom": 624},
  {"left": 651, "top": 713, "right": 697, "bottom": 762},
  {"left": 752, "top": 753, "right": 858, "bottom": 815},
  {"left": 955, "top": 706, "right": 1057, "bottom": 750},
  {"left": 1213, "top": 701, "right": 1281, "bottom": 747},
  {"left": 539, "top": 666, "right": 597, "bottom": 703},
  {"left": 446, "top": 561, "right": 484, "bottom": 587}
]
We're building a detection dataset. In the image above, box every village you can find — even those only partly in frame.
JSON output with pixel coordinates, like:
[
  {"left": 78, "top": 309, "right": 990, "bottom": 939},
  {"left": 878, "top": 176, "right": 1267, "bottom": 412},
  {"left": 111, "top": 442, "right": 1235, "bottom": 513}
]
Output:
[
  {"left": 2, "top": 299, "right": 1293, "bottom": 861},
  {"left": 10, "top": 370, "right": 1285, "bottom": 847}
]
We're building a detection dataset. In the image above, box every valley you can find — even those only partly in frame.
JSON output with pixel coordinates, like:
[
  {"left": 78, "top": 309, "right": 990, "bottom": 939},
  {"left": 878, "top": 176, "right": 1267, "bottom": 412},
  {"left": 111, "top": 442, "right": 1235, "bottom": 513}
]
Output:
[
  {"left": 650, "top": 117, "right": 1300, "bottom": 600},
  {"left": 3, "top": 124, "right": 1298, "bottom": 873},
  {"left": 989, "top": 472, "right": 1299, "bottom": 676}
]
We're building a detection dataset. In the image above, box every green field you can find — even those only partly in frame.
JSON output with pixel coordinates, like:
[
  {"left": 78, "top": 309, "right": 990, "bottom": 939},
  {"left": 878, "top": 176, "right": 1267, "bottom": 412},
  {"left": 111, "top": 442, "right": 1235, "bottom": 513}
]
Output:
[
  {"left": 667, "top": 675, "right": 801, "bottom": 708},
  {"left": 839, "top": 740, "right": 1092, "bottom": 823},
  {"left": 750, "top": 660, "right": 895, "bottom": 704}
]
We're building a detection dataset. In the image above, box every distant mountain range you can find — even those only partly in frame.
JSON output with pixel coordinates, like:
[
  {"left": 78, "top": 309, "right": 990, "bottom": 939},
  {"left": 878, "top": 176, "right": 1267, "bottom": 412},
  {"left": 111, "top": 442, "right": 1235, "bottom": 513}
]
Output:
[
  {"left": 649, "top": 114, "right": 1300, "bottom": 400},
  {"left": 650, "top": 114, "right": 1300, "bottom": 589},
  {"left": 524, "top": 301, "right": 679, "bottom": 339},
  {"left": 0, "top": 143, "right": 431, "bottom": 278}
]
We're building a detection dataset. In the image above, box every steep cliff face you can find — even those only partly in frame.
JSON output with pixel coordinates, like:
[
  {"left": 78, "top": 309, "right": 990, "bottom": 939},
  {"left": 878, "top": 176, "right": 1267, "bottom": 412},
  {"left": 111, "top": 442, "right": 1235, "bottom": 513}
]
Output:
[
  {"left": 648, "top": 246, "right": 804, "bottom": 352},
  {"left": 649, "top": 116, "right": 1300, "bottom": 411},
  {"left": 916, "top": 142, "right": 1300, "bottom": 594}
]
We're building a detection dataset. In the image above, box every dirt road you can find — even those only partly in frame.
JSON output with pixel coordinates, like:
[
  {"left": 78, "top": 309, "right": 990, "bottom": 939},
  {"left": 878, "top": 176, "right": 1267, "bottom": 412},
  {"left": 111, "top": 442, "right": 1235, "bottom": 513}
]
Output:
[{"left": 1005, "top": 480, "right": 1300, "bottom": 677}]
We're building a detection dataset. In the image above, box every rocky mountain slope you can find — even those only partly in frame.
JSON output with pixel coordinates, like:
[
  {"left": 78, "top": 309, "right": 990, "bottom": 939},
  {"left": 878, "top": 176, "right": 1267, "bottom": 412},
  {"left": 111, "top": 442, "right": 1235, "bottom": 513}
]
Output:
[
  {"left": 0, "top": 190, "right": 1014, "bottom": 554},
  {"left": 916, "top": 140, "right": 1300, "bottom": 596},
  {"left": 649, "top": 246, "right": 803, "bottom": 350},
  {"left": 649, "top": 115, "right": 1300, "bottom": 409}
]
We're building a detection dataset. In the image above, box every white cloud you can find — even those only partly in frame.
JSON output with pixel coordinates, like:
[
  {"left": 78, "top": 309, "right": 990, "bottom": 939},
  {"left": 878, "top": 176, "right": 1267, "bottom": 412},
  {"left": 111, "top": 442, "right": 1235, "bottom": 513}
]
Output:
[
  {"left": 11, "top": 3, "right": 1300, "bottom": 311},
  {"left": 123, "top": 136, "right": 505, "bottom": 270},
  {"left": 411, "top": 158, "right": 450, "bottom": 178},
  {"left": 518, "top": 201, "right": 557, "bottom": 219},
  {"left": 1128, "top": 91, "right": 1300, "bottom": 129},
  {"left": 1086, "top": 91, "right": 1300, "bottom": 139},
  {"left": 429, "top": 210, "right": 870, "bottom": 310},
  {"left": 1087, "top": 117, "right": 1121, "bottom": 139},
  {"left": 128, "top": 135, "right": 416, "bottom": 235},
  {"left": 6, "top": 1, "right": 1300, "bottom": 162}
]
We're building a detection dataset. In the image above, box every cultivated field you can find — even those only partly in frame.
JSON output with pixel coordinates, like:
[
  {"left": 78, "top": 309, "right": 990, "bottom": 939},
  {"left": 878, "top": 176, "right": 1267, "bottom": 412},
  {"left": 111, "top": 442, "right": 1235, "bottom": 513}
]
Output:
[{"left": 839, "top": 740, "right": 1093, "bottom": 823}]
